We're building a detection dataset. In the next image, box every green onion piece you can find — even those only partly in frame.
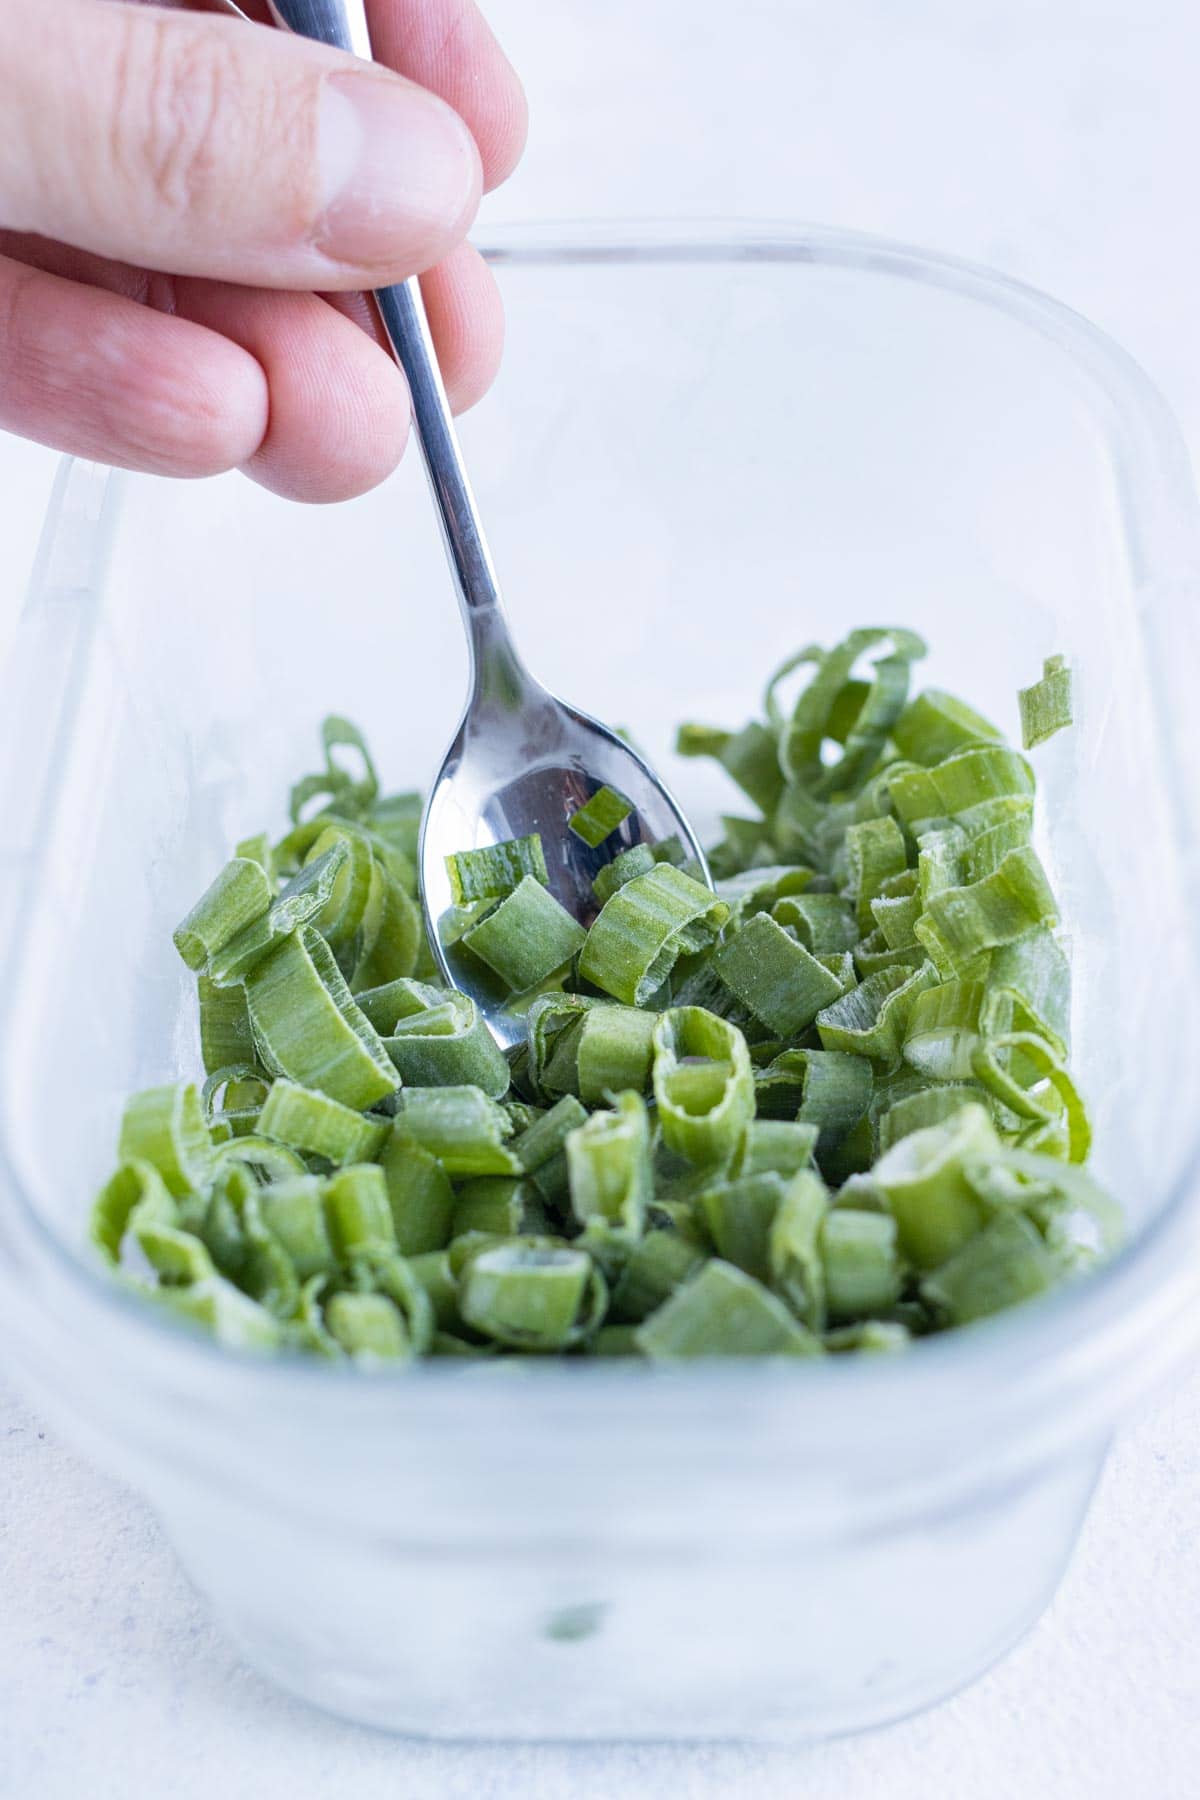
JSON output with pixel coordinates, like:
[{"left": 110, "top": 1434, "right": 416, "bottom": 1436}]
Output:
[
  {"left": 754, "top": 1046, "right": 873, "bottom": 1151},
  {"left": 378, "top": 1128, "right": 455, "bottom": 1252},
  {"left": 580, "top": 864, "right": 729, "bottom": 1005},
  {"left": 825, "top": 1319, "right": 911, "bottom": 1353},
  {"left": 393, "top": 1085, "right": 520, "bottom": 1178},
  {"left": 452, "top": 1175, "right": 542, "bottom": 1238},
  {"left": 987, "top": 929, "right": 1071, "bottom": 1054},
  {"left": 322, "top": 1291, "right": 409, "bottom": 1360},
  {"left": 891, "top": 688, "right": 1004, "bottom": 765},
  {"left": 635, "top": 1259, "right": 824, "bottom": 1358},
  {"left": 207, "top": 844, "right": 348, "bottom": 985},
  {"left": 652, "top": 1007, "right": 755, "bottom": 1168},
  {"left": 961, "top": 804, "right": 1034, "bottom": 882},
  {"left": 257, "top": 1176, "right": 336, "bottom": 1280},
  {"left": 117, "top": 1083, "right": 214, "bottom": 1198},
  {"left": 203, "top": 1065, "right": 268, "bottom": 1140},
  {"left": 211, "top": 1135, "right": 308, "bottom": 1184},
  {"left": 323, "top": 1164, "right": 395, "bottom": 1257},
  {"left": 915, "top": 846, "right": 1058, "bottom": 976},
  {"left": 1019, "top": 655, "right": 1073, "bottom": 750},
  {"left": 367, "top": 789, "right": 423, "bottom": 862},
  {"left": 445, "top": 834, "right": 549, "bottom": 905},
  {"left": 872, "top": 1103, "right": 996, "bottom": 1268},
  {"left": 610, "top": 1229, "right": 706, "bottom": 1324},
  {"left": 712, "top": 912, "right": 845, "bottom": 1037},
  {"left": 459, "top": 1243, "right": 606, "bottom": 1350},
  {"left": 258, "top": 1077, "right": 387, "bottom": 1166},
  {"left": 235, "top": 832, "right": 274, "bottom": 878},
  {"left": 288, "top": 715, "right": 379, "bottom": 825},
  {"left": 575, "top": 1005, "right": 658, "bottom": 1106},
  {"left": 817, "top": 963, "right": 935, "bottom": 1066},
  {"left": 771, "top": 892, "right": 858, "bottom": 953},
  {"left": 970, "top": 1030, "right": 1091, "bottom": 1163},
  {"left": 568, "top": 785, "right": 633, "bottom": 847},
  {"left": 921, "top": 1210, "right": 1058, "bottom": 1324},
  {"left": 700, "top": 1171, "right": 785, "bottom": 1283},
  {"left": 844, "top": 816, "right": 908, "bottom": 933},
  {"left": 91, "top": 1158, "right": 175, "bottom": 1263},
  {"left": 567, "top": 1091, "right": 652, "bottom": 1240},
  {"left": 173, "top": 857, "right": 273, "bottom": 973},
  {"left": 820, "top": 1209, "right": 902, "bottom": 1320},
  {"left": 345, "top": 1245, "right": 435, "bottom": 1351},
  {"left": 383, "top": 987, "right": 510, "bottom": 1099},
  {"left": 916, "top": 825, "right": 966, "bottom": 905},
  {"left": 767, "top": 1168, "right": 829, "bottom": 1327},
  {"left": 157, "top": 1276, "right": 282, "bottom": 1351},
  {"left": 198, "top": 975, "right": 258, "bottom": 1076},
  {"left": 902, "top": 978, "right": 988, "bottom": 1079},
  {"left": 878, "top": 1083, "right": 984, "bottom": 1152},
  {"left": 592, "top": 844, "right": 656, "bottom": 906},
  {"left": 512, "top": 1092, "right": 589, "bottom": 1203},
  {"left": 768, "top": 629, "right": 925, "bottom": 795},
  {"left": 244, "top": 926, "right": 396, "bottom": 1111},
  {"left": 407, "top": 1249, "right": 460, "bottom": 1330},
  {"left": 734, "top": 1120, "right": 819, "bottom": 1176},
  {"left": 870, "top": 891, "right": 922, "bottom": 951},
  {"left": 462, "top": 876, "right": 587, "bottom": 992},
  {"left": 675, "top": 719, "right": 785, "bottom": 814}
]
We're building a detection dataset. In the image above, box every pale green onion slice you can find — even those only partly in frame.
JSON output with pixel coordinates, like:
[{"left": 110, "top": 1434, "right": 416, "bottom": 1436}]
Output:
[
  {"left": 872, "top": 1103, "right": 996, "bottom": 1268},
  {"left": 117, "top": 1083, "right": 214, "bottom": 1198},
  {"left": 768, "top": 628, "right": 925, "bottom": 794},
  {"left": 986, "top": 930, "right": 1071, "bottom": 1055},
  {"left": 820, "top": 1209, "right": 902, "bottom": 1320},
  {"left": 198, "top": 975, "right": 258, "bottom": 1076},
  {"left": 462, "top": 876, "right": 587, "bottom": 992},
  {"left": 323, "top": 1164, "right": 395, "bottom": 1257},
  {"left": 675, "top": 719, "right": 785, "bottom": 814},
  {"left": 891, "top": 688, "right": 1004, "bottom": 765},
  {"left": 173, "top": 857, "right": 273, "bottom": 973},
  {"left": 915, "top": 846, "right": 1058, "bottom": 976},
  {"left": 1019, "top": 654, "right": 1073, "bottom": 750},
  {"left": 257, "top": 1077, "right": 387, "bottom": 1167},
  {"left": 91, "top": 1158, "right": 175, "bottom": 1263},
  {"left": 652, "top": 1007, "right": 755, "bottom": 1168},
  {"left": 459, "top": 1243, "right": 606, "bottom": 1350},
  {"left": 734, "top": 1120, "right": 819, "bottom": 1176},
  {"left": 921, "top": 1210, "right": 1058, "bottom": 1323},
  {"left": 695, "top": 1172, "right": 782, "bottom": 1284},
  {"left": 816, "top": 962, "right": 935, "bottom": 1066},
  {"left": 203, "top": 1065, "right": 267, "bottom": 1140},
  {"left": 902, "top": 978, "right": 989, "bottom": 1080},
  {"left": 445, "top": 834, "right": 549, "bottom": 905},
  {"left": 567, "top": 1091, "right": 652, "bottom": 1240},
  {"left": 378, "top": 1128, "right": 455, "bottom": 1251},
  {"left": 406, "top": 1250, "right": 460, "bottom": 1330},
  {"left": 393, "top": 1085, "right": 521, "bottom": 1178},
  {"left": 712, "top": 912, "right": 845, "bottom": 1037},
  {"left": 635, "top": 1259, "right": 823, "bottom": 1358},
  {"left": 970, "top": 1030, "right": 1091, "bottom": 1162},
  {"left": 877, "top": 1083, "right": 984, "bottom": 1152},
  {"left": 771, "top": 892, "right": 857, "bottom": 953},
  {"left": 580, "top": 864, "right": 729, "bottom": 1006},
  {"left": 324, "top": 1291, "right": 410, "bottom": 1360},
  {"left": 512, "top": 1093, "right": 589, "bottom": 1203},
  {"left": 208, "top": 844, "right": 348, "bottom": 985},
  {"left": 592, "top": 844, "right": 656, "bottom": 906},
  {"left": 244, "top": 926, "right": 396, "bottom": 1111},
  {"left": 383, "top": 987, "right": 510, "bottom": 1099},
  {"left": 451, "top": 1175, "right": 543, "bottom": 1238},
  {"left": 767, "top": 1169, "right": 829, "bottom": 1327},
  {"left": 753, "top": 1047, "right": 873, "bottom": 1156},
  {"left": 574, "top": 1004, "right": 658, "bottom": 1106},
  {"left": 824, "top": 1320, "right": 910, "bottom": 1354},
  {"left": 256, "top": 1175, "right": 335, "bottom": 1280},
  {"left": 609, "top": 1229, "right": 706, "bottom": 1324},
  {"left": 568, "top": 785, "right": 633, "bottom": 847},
  {"left": 844, "top": 816, "right": 908, "bottom": 932},
  {"left": 157, "top": 1276, "right": 282, "bottom": 1351}
]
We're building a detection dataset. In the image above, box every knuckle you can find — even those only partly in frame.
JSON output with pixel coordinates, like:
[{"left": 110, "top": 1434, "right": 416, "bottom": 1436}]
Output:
[{"left": 107, "top": 18, "right": 246, "bottom": 220}]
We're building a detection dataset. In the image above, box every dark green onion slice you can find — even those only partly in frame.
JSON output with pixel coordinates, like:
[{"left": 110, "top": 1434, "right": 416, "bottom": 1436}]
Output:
[
  {"left": 445, "top": 834, "right": 549, "bottom": 905},
  {"left": 568, "top": 785, "right": 633, "bottom": 847},
  {"left": 1019, "top": 655, "right": 1073, "bottom": 750}
]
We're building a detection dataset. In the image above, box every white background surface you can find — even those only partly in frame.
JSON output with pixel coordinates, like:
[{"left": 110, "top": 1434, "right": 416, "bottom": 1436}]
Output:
[{"left": 2, "top": 2, "right": 1199, "bottom": 1794}]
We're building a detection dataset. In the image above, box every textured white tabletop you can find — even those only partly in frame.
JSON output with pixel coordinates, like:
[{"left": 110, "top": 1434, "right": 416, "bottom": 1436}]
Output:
[{"left": 3, "top": 3, "right": 1199, "bottom": 1794}]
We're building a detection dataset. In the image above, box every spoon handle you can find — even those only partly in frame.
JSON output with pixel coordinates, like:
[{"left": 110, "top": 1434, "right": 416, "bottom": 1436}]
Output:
[{"left": 264, "top": 1, "right": 515, "bottom": 665}]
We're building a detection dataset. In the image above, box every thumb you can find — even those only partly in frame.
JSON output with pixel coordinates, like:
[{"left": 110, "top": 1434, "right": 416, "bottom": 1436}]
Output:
[{"left": 0, "top": 0, "right": 481, "bottom": 288}]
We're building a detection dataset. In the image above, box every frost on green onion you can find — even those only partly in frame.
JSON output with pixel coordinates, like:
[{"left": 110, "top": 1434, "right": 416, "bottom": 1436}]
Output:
[{"left": 91, "top": 628, "right": 1120, "bottom": 1361}]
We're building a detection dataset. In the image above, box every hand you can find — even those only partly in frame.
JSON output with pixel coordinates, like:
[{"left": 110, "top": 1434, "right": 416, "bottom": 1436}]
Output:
[{"left": 0, "top": 0, "right": 526, "bottom": 500}]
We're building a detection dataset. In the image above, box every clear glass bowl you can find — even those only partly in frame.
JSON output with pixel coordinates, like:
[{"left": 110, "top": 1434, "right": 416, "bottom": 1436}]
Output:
[{"left": 1, "top": 222, "right": 1199, "bottom": 1743}]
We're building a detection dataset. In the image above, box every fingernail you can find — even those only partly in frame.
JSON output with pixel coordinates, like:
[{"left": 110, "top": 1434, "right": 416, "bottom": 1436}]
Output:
[{"left": 318, "top": 72, "right": 480, "bottom": 270}]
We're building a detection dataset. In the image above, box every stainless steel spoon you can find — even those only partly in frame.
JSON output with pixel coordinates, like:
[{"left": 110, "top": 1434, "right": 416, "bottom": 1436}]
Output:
[{"left": 220, "top": 0, "right": 709, "bottom": 1048}]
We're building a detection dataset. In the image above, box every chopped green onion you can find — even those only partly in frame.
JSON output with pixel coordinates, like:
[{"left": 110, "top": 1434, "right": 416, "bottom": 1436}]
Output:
[
  {"left": 445, "top": 834, "right": 549, "bottom": 905},
  {"left": 459, "top": 1243, "right": 606, "bottom": 1350},
  {"left": 173, "top": 857, "right": 273, "bottom": 973},
  {"left": 635, "top": 1260, "right": 824, "bottom": 1358},
  {"left": 258, "top": 1077, "right": 387, "bottom": 1166},
  {"left": 462, "top": 875, "right": 587, "bottom": 992},
  {"left": 712, "top": 912, "right": 845, "bottom": 1037},
  {"left": 243, "top": 926, "right": 396, "bottom": 1111},
  {"left": 1019, "top": 654, "right": 1073, "bottom": 750},
  {"left": 568, "top": 785, "right": 633, "bottom": 847},
  {"left": 566, "top": 1091, "right": 652, "bottom": 1240},
  {"left": 579, "top": 864, "right": 729, "bottom": 1005},
  {"left": 652, "top": 1007, "right": 755, "bottom": 1168},
  {"left": 592, "top": 843, "right": 656, "bottom": 906}
]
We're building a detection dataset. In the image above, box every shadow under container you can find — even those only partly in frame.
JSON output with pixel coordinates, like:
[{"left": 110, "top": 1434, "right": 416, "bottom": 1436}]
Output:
[{"left": 1, "top": 223, "right": 1199, "bottom": 1740}]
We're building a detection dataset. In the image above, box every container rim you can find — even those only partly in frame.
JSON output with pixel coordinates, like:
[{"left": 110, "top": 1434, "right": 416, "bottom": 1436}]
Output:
[{"left": 3, "top": 218, "right": 1200, "bottom": 1465}]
